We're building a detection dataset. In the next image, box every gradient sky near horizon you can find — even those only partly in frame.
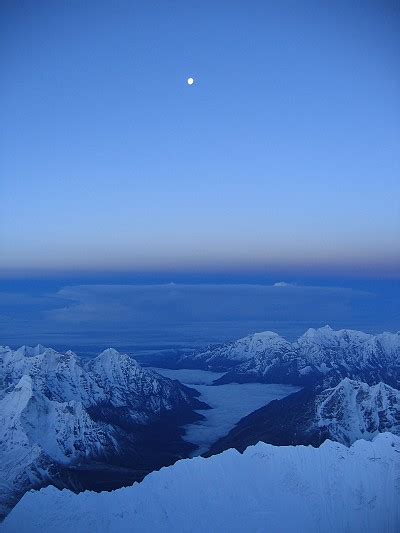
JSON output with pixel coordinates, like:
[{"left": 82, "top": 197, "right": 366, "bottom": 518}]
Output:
[{"left": 1, "top": 1, "right": 400, "bottom": 279}]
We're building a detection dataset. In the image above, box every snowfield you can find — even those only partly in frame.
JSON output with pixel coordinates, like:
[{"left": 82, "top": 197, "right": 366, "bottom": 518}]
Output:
[{"left": 2, "top": 433, "right": 399, "bottom": 533}]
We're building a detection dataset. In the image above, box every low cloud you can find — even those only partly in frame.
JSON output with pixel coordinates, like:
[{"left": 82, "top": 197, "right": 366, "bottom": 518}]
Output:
[
  {"left": 2, "top": 282, "right": 397, "bottom": 351},
  {"left": 47, "top": 283, "right": 371, "bottom": 324},
  {"left": 44, "top": 283, "right": 377, "bottom": 344}
]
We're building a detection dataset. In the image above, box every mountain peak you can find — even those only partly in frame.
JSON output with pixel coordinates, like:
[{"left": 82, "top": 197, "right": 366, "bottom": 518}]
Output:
[
  {"left": 13, "top": 374, "right": 33, "bottom": 397},
  {"left": 204, "top": 326, "right": 400, "bottom": 387},
  {"left": 14, "top": 344, "right": 49, "bottom": 357},
  {"left": 252, "top": 330, "right": 283, "bottom": 339},
  {"left": 0, "top": 344, "right": 203, "bottom": 520},
  {"left": 97, "top": 347, "right": 122, "bottom": 359},
  {"left": 301, "top": 325, "right": 333, "bottom": 338},
  {"left": 94, "top": 348, "right": 140, "bottom": 370}
]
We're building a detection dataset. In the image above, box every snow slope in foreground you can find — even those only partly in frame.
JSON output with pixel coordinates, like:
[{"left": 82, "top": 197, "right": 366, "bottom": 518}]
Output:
[{"left": 2, "top": 433, "right": 399, "bottom": 533}]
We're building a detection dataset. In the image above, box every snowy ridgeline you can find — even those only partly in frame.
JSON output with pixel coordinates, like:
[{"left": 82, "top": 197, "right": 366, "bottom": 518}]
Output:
[
  {"left": 0, "top": 345, "right": 208, "bottom": 520},
  {"left": 2, "top": 433, "right": 399, "bottom": 533},
  {"left": 178, "top": 326, "right": 400, "bottom": 388}
]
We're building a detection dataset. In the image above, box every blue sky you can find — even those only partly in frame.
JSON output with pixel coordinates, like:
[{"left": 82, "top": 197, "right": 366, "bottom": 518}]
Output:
[
  {"left": 1, "top": 1, "right": 399, "bottom": 278},
  {"left": 1, "top": 2, "right": 399, "bottom": 348}
]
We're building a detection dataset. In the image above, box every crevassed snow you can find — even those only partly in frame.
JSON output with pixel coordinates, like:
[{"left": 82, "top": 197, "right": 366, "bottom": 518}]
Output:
[
  {"left": 152, "top": 368, "right": 299, "bottom": 454},
  {"left": 2, "top": 433, "right": 399, "bottom": 533}
]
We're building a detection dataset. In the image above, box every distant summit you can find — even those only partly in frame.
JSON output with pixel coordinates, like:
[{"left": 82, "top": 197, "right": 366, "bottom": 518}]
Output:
[{"left": 177, "top": 327, "right": 400, "bottom": 388}]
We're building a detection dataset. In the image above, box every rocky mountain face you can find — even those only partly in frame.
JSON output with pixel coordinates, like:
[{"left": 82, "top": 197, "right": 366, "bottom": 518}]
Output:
[
  {"left": 208, "top": 378, "right": 400, "bottom": 454},
  {"left": 3, "top": 433, "right": 399, "bottom": 533},
  {"left": 178, "top": 326, "right": 400, "bottom": 388},
  {"left": 0, "top": 345, "right": 207, "bottom": 519}
]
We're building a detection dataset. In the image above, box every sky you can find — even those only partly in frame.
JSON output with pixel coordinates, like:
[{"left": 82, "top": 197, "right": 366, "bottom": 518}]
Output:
[
  {"left": 0, "top": 2, "right": 399, "bottom": 349},
  {"left": 1, "top": 0, "right": 399, "bottom": 279}
]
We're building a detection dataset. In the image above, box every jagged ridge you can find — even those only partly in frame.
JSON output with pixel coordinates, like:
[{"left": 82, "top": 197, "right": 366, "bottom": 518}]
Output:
[
  {"left": 179, "top": 326, "right": 400, "bottom": 387},
  {"left": 0, "top": 345, "right": 208, "bottom": 519},
  {"left": 2, "top": 433, "right": 399, "bottom": 533}
]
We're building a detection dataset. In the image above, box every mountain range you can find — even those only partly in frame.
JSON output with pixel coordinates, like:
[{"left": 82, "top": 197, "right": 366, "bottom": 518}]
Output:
[
  {"left": 2, "top": 327, "right": 400, "bottom": 523},
  {"left": 175, "top": 327, "right": 400, "bottom": 455},
  {"left": 0, "top": 345, "right": 207, "bottom": 519},
  {"left": 177, "top": 326, "right": 400, "bottom": 388}
]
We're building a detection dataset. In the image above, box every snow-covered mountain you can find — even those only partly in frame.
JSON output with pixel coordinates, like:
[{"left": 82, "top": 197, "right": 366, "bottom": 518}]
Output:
[
  {"left": 193, "top": 326, "right": 400, "bottom": 387},
  {"left": 177, "top": 331, "right": 291, "bottom": 371},
  {"left": 0, "top": 345, "right": 207, "bottom": 519},
  {"left": 209, "top": 378, "right": 400, "bottom": 454},
  {"left": 315, "top": 378, "right": 400, "bottom": 444},
  {"left": 3, "top": 433, "right": 399, "bottom": 533}
]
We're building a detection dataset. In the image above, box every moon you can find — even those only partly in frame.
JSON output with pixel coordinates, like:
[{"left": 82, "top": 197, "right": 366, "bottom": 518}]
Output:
[{"left": 187, "top": 77, "right": 194, "bottom": 85}]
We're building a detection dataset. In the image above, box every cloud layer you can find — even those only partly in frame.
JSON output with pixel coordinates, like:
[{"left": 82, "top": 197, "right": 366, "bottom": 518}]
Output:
[{"left": 1, "top": 281, "right": 398, "bottom": 354}]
